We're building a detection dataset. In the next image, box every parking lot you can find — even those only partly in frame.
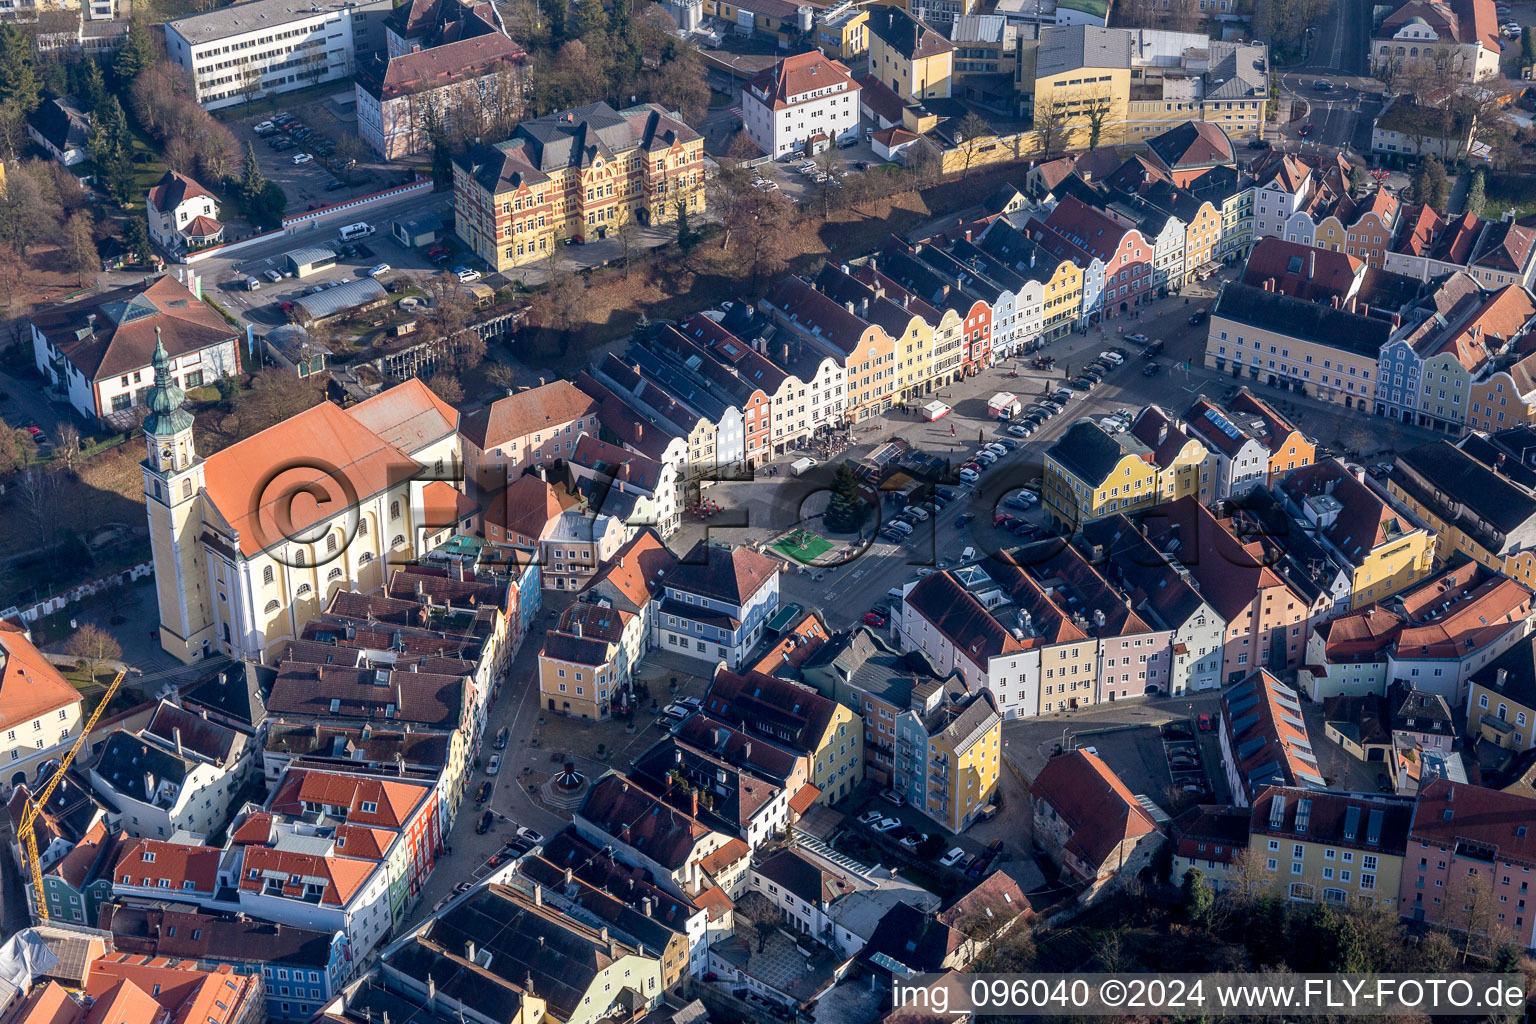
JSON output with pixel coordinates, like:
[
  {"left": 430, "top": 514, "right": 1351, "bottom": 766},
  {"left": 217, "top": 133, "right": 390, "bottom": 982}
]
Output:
[
  {"left": 209, "top": 207, "right": 462, "bottom": 325},
  {"left": 750, "top": 137, "right": 883, "bottom": 205},
  {"left": 226, "top": 103, "right": 407, "bottom": 213}
]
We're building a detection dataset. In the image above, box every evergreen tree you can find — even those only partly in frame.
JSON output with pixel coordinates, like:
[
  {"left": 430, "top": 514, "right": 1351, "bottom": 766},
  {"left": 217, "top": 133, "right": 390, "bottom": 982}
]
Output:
[
  {"left": 124, "top": 214, "right": 150, "bottom": 264},
  {"left": 0, "top": 25, "right": 40, "bottom": 113},
  {"left": 77, "top": 58, "right": 105, "bottom": 110},
  {"left": 113, "top": 18, "right": 159, "bottom": 83},
  {"left": 570, "top": 0, "right": 605, "bottom": 38},
  {"left": 247, "top": 180, "right": 288, "bottom": 230},
  {"left": 240, "top": 140, "right": 267, "bottom": 201},
  {"left": 676, "top": 198, "right": 695, "bottom": 252},
  {"left": 88, "top": 94, "right": 134, "bottom": 204},
  {"left": 539, "top": 0, "right": 569, "bottom": 43},
  {"left": 1423, "top": 156, "right": 1449, "bottom": 210},
  {"left": 1349, "top": 164, "right": 1366, "bottom": 196},
  {"left": 1466, "top": 168, "right": 1487, "bottom": 218},
  {"left": 1181, "top": 869, "right": 1214, "bottom": 926},
  {"left": 824, "top": 462, "right": 870, "bottom": 532}
]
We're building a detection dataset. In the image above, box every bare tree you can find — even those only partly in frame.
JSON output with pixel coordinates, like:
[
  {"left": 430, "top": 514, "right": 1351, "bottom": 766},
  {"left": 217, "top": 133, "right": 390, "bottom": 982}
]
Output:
[
  {"left": 1083, "top": 92, "right": 1113, "bottom": 152},
  {"left": 17, "top": 467, "right": 61, "bottom": 547},
  {"left": 614, "top": 215, "right": 640, "bottom": 277},
  {"left": 957, "top": 110, "right": 993, "bottom": 179},
  {"left": 238, "top": 61, "right": 263, "bottom": 110},
  {"left": 1037, "top": 107, "right": 1069, "bottom": 161},
  {"left": 53, "top": 423, "right": 81, "bottom": 474},
  {"left": 64, "top": 622, "right": 122, "bottom": 684}
]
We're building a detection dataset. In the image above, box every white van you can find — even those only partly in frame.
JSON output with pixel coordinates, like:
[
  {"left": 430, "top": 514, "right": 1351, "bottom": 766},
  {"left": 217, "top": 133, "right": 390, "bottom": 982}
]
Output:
[
  {"left": 339, "top": 222, "right": 375, "bottom": 242},
  {"left": 960, "top": 546, "right": 976, "bottom": 561}
]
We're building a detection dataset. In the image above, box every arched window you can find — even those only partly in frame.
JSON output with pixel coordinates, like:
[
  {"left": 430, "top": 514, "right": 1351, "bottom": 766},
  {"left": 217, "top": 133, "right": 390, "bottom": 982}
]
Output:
[
  {"left": 181, "top": 479, "right": 193, "bottom": 500},
  {"left": 359, "top": 552, "right": 374, "bottom": 563},
  {"left": 263, "top": 566, "right": 275, "bottom": 585},
  {"left": 391, "top": 535, "right": 406, "bottom": 548},
  {"left": 358, "top": 520, "right": 369, "bottom": 537},
  {"left": 327, "top": 534, "right": 338, "bottom": 553},
  {"left": 293, "top": 550, "right": 306, "bottom": 567},
  {"left": 327, "top": 567, "right": 343, "bottom": 581},
  {"left": 264, "top": 600, "right": 280, "bottom": 613},
  {"left": 390, "top": 501, "right": 401, "bottom": 520},
  {"left": 296, "top": 584, "right": 312, "bottom": 596}
]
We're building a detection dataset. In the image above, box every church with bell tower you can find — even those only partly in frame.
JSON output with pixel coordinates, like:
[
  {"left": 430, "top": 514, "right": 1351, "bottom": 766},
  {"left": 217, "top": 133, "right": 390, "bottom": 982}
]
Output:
[
  {"left": 142, "top": 328, "right": 216, "bottom": 662},
  {"left": 141, "top": 352, "right": 463, "bottom": 665}
]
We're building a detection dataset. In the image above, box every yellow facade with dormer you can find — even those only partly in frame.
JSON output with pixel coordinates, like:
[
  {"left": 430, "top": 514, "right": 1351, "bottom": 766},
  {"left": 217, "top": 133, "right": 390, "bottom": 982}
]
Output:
[{"left": 1041, "top": 256, "right": 1084, "bottom": 340}]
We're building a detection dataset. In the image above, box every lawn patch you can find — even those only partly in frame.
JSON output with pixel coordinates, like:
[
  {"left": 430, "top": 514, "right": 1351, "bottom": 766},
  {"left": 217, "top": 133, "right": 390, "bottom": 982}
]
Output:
[{"left": 772, "top": 529, "right": 833, "bottom": 564}]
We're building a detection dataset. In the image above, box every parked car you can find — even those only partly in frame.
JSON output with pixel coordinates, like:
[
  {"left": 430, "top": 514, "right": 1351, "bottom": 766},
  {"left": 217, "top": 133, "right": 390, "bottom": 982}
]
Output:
[
  {"left": 875, "top": 817, "right": 902, "bottom": 832},
  {"left": 958, "top": 468, "right": 979, "bottom": 483},
  {"left": 1007, "top": 424, "right": 1031, "bottom": 438},
  {"left": 263, "top": 269, "right": 283, "bottom": 283},
  {"left": 677, "top": 696, "right": 703, "bottom": 711},
  {"left": 880, "top": 789, "right": 905, "bottom": 807},
  {"left": 940, "top": 847, "right": 967, "bottom": 867},
  {"left": 859, "top": 810, "right": 884, "bottom": 826},
  {"left": 862, "top": 611, "right": 888, "bottom": 627},
  {"left": 662, "top": 703, "right": 690, "bottom": 720},
  {"left": 1143, "top": 363, "right": 1163, "bottom": 377},
  {"left": 253, "top": 120, "right": 275, "bottom": 134},
  {"left": 368, "top": 263, "right": 391, "bottom": 278},
  {"left": 955, "top": 513, "right": 974, "bottom": 526},
  {"left": 1198, "top": 713, "right": 1213, "bottom": 732},
  {"left": 476, "top": 781, "right": 492, "bottom": 803},
  {"left": 455, "top": 266, "right": 482, "bottom": 283},
  {"left": 293, "top": 152, "right": 313, "bottom": 164},
  {"left": 476, "top": 811, "right": 494, "bottom": 834},
  {"left": 1098, "top": 351, "right": 1124, "bottom": 365},
  {"left": 517, "top": 827, "right": 545, "bottom": 844},
  {"left": 899, "top": 832, "right": 927, "bottom": 849},
  {"left": 487, "top": 754, "right": 501, "bottom": 775},
  {"left": 495, "top": 727, "right": 508, "bottom": 749},
  {"left": 1188, "top": 310, "right": 1207, "bottom": 326},
  {"left": 1125, "top": 333, "right": 1150, "bottom": 346},
  {"left": 1145, "top": 340, "right": 1165, "bottom": 357}
]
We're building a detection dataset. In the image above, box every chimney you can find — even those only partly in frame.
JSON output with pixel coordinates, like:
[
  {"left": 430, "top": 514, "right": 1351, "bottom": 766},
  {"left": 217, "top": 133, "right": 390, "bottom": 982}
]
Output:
[
  {"left": 641, "top": 896, "right": 653, "bottom": 917},
  {"left": 1332, "top": 296, "right": 1341, "bottom": 309},
  {"left": 173, "top": 727, "right": 183, "bottom": 759},
  {"left": 742, "top": 741, "right": 751, "bottom": 760},
  {"left": 573, "top": 620, "right": 582, "bottom": 639},
  {"left": 1497, "top": 667, "right": 1509, "bottom": 688},
  {"left": 465, "top": 941, "right": 477, "bottom": 963},
  {"left": 635, "top": 423, "right": 643, "bottom": 440},
  {"left": 564, "top": 866, "right": 573, "bottom": 886},
  {"left": 690, "top": 789, "right": 698, "bottom": 817},
  {"left": 533, "top": 884, "right": 542, "bottom": 907},
  {"left": 1360, "top": 303, "right": 1369, "bottom": 318},
  {"left": 1308, "top": 251, "right": 1315, "bottom": 279},
  {"left": 427, "top": 979, "right": 436, "bottom": 1009}
]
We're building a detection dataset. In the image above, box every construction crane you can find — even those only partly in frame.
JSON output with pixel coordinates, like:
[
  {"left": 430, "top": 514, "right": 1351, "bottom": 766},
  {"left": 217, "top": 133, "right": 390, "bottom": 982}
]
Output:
[{"left": 18, "top": 669, "right": 126, "bottom": 922}]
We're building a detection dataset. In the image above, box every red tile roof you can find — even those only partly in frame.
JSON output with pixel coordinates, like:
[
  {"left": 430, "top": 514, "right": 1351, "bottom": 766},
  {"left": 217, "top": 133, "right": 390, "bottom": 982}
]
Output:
[
  {"left": 1029, "top": 751, "right": 1160, "bottom": 873},
  {"left": 269, "top": 767, "right": 428, "bottom": 828},
  {"left": 238, "top": 845, "right": 381, "bottom": 906},
  {"left": 1409, "top": 778, "right": 1536, "bottom": 864},
  {"left": 460, "top": 380, "right": 599, "bottom": 450},
  {"left": 203, "top": 400, "right": 413, "bottom": 558},
  {"left": 1221, "top": 670, "right": 1325, "bottom": 796},
  {"left": 1393, "top": 203, "right": 1446, "bottom": 257},
  {"left": 904, "top": 570, "right": 1024, "bottom": 663},
  {"left": 0, "top": 630, "right": 81, "bottom": 739},
  {"left": 1242, "top": 238, "right": 1363, "bottom": 302},
  {"left": 346, "top": 376, "right": 460, "bottom": 454},
  {"left": 114, "top": 839, "right": 221, "bottom": 894},
  {"left": 147, "top": 171, "right": 213, "bottom": 213},
  {"left": 747, "top": 52, "right": 858, "bottom": 111}
]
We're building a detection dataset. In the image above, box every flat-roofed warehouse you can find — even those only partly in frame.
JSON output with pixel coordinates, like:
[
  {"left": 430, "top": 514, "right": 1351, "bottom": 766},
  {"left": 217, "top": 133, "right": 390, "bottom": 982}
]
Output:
[{"left": 294, "top": 277, "right": 389, "bottom": 325}]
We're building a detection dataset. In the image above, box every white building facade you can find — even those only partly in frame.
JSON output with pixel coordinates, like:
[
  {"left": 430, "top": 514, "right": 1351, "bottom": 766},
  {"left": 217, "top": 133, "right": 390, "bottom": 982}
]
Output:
[{"left": 742, "top": 52, "right": 862, "bottom": 160}]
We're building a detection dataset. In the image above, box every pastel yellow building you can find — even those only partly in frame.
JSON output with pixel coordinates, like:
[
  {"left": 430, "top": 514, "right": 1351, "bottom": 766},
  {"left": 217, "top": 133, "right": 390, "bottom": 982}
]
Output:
[
  {"left": 1040, "top": 254, "right": 1084, "bottom": 340},
  {"left": 1043, "top": 406, "right": 1211, "bottom": 530},
  {"left": 709, "top": 669, "right": 865, "bottom": 804},
  {"left": 454, "top": 101, "right": 703, "bottom": 274},
  {"left": 896, "top": 686, "right": 1001, "bottom": 833},
  {"left": 867, "top": 7, "right": 954, "bottom": 102},
  {"left": 1466, "top": 638, "right": 1536, "bottom": 755},
  {"left": 1249, "top": 786, "right": 1412, "bottom": 912},
  {"left": 1391, "top": 437, "right": 1536, "bottom": 590},
  {"left": 816, "top": 4, "right": 869, "bottom": 59},
  {"left": 1278, "top": 458, "right": 1435, "bottom": 609},
  {"left": 1023, "top": 27, "right": 1267, "bottom": 148}
]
